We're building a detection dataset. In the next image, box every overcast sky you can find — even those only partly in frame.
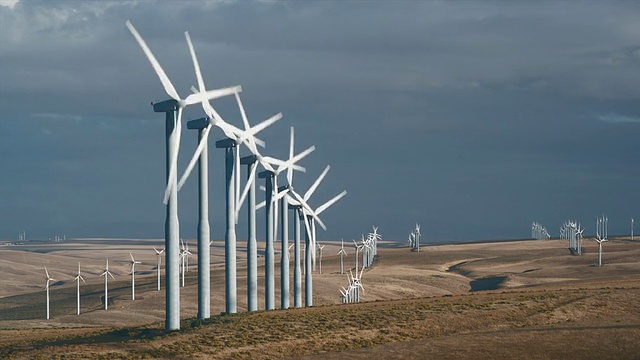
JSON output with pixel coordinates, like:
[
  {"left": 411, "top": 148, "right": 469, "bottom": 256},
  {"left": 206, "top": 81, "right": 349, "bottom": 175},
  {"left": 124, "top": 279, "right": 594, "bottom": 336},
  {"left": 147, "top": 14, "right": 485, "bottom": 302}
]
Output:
[{"left": 1, "top": 0, "right": 638, "bottom": 243}]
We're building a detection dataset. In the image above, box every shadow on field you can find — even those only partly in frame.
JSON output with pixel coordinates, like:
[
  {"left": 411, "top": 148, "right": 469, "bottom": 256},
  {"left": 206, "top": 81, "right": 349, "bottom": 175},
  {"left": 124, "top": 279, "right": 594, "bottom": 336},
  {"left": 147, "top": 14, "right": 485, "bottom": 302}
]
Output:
[{"left": 469, "top": 276, "right": 508, "bottom": 292}]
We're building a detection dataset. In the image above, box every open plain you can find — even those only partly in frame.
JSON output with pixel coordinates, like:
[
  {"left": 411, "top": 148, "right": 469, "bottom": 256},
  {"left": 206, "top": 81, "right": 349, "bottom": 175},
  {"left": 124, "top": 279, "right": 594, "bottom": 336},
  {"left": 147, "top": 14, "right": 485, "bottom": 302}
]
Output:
[{"left": 1, "top": 237, "right": 639, "bottom": 359}]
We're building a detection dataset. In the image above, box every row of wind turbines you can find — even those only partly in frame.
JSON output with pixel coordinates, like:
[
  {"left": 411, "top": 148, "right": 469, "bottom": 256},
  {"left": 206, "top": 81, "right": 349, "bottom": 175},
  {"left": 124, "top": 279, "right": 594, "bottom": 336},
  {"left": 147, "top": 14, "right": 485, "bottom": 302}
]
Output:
[
  {"left": 408, "top": 223, "right": 422, "bottom": 251},
  {"left": 338, "top": 226, "right": 383, "bottom": 303},
  {"left": 538, "top": 215, "right": 636, "bottom": 267},
  {"left": 531, "top": 222, "right": 551, "bottom": 240},
  {"left": 42, "top": 252, "right": 146, "bottom": 319},
  {"left": 125, "top": 21, "right": 346, "bottom": 330}
]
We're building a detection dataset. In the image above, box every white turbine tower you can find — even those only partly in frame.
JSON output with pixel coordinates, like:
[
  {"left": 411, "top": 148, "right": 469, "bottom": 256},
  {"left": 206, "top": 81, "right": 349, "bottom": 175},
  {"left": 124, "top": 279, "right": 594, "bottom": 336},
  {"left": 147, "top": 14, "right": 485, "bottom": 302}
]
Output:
[
  {"left": 126, "top": 20, "right": 241, "bottom": 331},
  {"left": 353, "top": 239, "right": 363, "bottom": 272},
  {"left": 73, "top": 263, "right": 85, "bottom": 315},
  {"left": 129, "top": 252, "right": 141, "bottom": 300},
  {"left": 179, "top": 239, "right": 191, "bottom": 288},
  {"left": 338, "top": 239, "right": 348, "bottom": 274},
  {"left": 595, "top": 215, "right": 609, "bottom": 267},
  {"left": 44, "top": 268, "right": 54, "bottom": 319},
  {"left": 632, "top": 217, "right": 634, "bottom": 241},
  {"left": 153, "top": 247, "right": 165, "bottom": 291},
  {"left": 317, "top": 243, "right": 325, "bottom": 274},
  {"left": 369, "top": 226, "right": 381, "bottom": 258},
  {"left": 100, "top": 258, "right": 115, "bottom": 310}
]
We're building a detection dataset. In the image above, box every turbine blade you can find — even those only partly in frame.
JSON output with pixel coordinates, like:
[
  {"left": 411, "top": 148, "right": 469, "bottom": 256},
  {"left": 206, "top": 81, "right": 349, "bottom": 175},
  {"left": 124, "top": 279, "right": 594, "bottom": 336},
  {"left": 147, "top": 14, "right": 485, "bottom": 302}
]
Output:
[
  {"left": 304, "top": 165, "right": 330, "bottom": 201},
  {"left": 235, "top": 145, "right": 241, "bottom": 214},
  {"left": 176, "top": 121, "right": 209, "bottom": 192},
  {"left": 184, "top": 86, "right": 242, "bottom": 106},
  {"left": 236, "top": 163, "right": 258, "bottom": 221},
  {"left": 302, "top": 210, "right": 313, "bottom": 248},
  {"left": 281, "top": 146, "right": 315, "bottom": 174},
  {"left": 163, "top": 107, "right": 183, "bottom": 204},
  {"left": 315, "top": 190, "right": 347, "bottom": 216},
  {"left": 256, "top": 200, "right": 266, "bottom": 210},
  {"left": 125, "top": 20, "right": 180, "bottom": 101},
  {"left": 184, "top": 31, "right": 206, "bottom": 92},
  {"left": 235, "top": 93, "right": 251, "bottom": 131},
  {"left": 245, "top": 113, "right": 282, "bottom": 140},
  {"left": 287, "top": 126, "right": 295, "bottom": 185}
]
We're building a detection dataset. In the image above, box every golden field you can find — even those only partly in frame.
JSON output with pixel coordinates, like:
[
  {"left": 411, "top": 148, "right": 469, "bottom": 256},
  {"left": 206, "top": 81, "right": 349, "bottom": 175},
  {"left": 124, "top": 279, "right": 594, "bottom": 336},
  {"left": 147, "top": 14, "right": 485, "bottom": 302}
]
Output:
[{"left": 0, "top": 237, "right": 639, "bottom": 359}]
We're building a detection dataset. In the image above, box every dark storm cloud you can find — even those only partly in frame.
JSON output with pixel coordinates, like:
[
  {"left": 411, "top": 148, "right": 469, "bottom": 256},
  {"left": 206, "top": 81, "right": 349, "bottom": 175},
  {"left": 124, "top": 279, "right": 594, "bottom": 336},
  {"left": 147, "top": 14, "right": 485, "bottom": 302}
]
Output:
[{"left": 1, "top": 0, "right": 638, "bottom": 241}]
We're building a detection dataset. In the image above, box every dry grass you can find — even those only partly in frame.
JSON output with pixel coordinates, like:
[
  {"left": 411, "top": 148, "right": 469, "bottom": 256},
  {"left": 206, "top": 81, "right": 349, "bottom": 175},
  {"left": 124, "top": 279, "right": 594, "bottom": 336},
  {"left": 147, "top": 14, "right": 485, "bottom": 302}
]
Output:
[{"left": 1, "top": 237, "right": 639, "bottom": 359}]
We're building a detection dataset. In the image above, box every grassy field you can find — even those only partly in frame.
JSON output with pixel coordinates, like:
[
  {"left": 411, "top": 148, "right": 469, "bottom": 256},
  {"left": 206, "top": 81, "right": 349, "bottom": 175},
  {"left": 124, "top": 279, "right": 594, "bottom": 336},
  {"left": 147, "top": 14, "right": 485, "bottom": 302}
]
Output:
[{"left": 1, "top": 237, "right": 639, "bottom": 358}]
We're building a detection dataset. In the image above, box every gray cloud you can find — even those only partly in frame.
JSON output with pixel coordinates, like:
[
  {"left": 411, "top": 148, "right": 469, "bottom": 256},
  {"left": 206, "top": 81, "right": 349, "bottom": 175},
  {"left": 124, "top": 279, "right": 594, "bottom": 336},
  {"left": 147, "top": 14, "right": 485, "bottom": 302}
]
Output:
[
  {"left": 1, "top": 0, "right": 638, "bottom": 241},
  {"left": 597, "top": 113, "right": 640, "bottom": 124}
]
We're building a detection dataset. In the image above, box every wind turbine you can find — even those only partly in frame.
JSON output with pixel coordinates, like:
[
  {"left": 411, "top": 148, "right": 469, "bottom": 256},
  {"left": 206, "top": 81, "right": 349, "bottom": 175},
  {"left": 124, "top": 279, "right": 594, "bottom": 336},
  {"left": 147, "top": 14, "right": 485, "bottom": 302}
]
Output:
[
  {"left": 100, "top": 258, "right": 115, "bottom": 310},
  {"left": 338, "top": 239, "right": 348, "bottom": 274},
  {"left": 153, "top": 247, "right": 165, "bottom": 291},
  {"left": 126, "top": 21, "right": 242, "bottom": 331},
  {"left": 73, "top": 263, "right": 85, "bottom": 315},
  {"left": 317, "top": 243, "right": 325, "bottom": 274},
  {"left": 595, "top": 215, "right": 609, "bottom": 267},
  {"left": 257, "top": 133, "right": 315, "bottom": 310},
  {"left": 369, "top": 226, "right": 381, "bottom": 258},
  {"left": 44, "top": 268, "right": 54, "bottom": 319},
  {"left": 575, "top": 225, "right": 584, "bottom": 256},
  {"left": 353, "top": 239, "right": 363, "bottom": 272},
  {"left": 129, "top": 252, "right": 141, "bottom": 300},
  {"left": 415, "top": 223, "right": 421, "bottom": 252},
  {"left": 350, "top": 266, "right": 365, "bottom": 303},
  {"left": 632, "top": 217, "right": 634, "bottom": 241},
  {"left": 179, "top": 239, "right": 192, "bottom": 288}
]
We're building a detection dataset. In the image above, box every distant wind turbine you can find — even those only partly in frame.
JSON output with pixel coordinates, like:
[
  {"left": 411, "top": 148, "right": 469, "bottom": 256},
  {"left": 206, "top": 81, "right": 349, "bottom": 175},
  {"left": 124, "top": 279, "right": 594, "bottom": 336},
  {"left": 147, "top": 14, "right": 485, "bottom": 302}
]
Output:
[
  {"left": 44, "top": 267, "right": 54, "bottom": 319},
  {"left": 153, "top": 247, "right": 165, "bottom": 291},
  {"left": 73, "top": 263, "right": 85, "bottom": 315},
  {"left": 338, "top": 239, "right": 348, "bottom": 274},
  {"left": 100, "top": 258, "right": 115, "bottom": 310},
  {"left": 317, "top": 243, "right": 326, "bottom": 274},
  {"left": 129, "top": 252, "right": 141, "bottom": 300}
]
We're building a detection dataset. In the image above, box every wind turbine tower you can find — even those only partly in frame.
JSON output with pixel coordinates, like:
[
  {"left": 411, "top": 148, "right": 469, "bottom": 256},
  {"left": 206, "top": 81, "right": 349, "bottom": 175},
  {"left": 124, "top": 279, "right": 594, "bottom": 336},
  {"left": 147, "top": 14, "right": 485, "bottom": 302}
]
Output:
[
  {"left": 216, "top": 138, "right": 239, "bottom": 314},
  {"left": 241, "top": 155, "right": 259, "bottom": 311},
  {"left": 153, "top": 247, "right": 165, "bottom": 291},
  {"left": 186, "top": 117, "right": 212, "bottom": 319},
  {"left": 289, "top": 203, "right": 303, "bottom": 307},
  {"left": 100, "top": 258, "right": 115, "bottom": 310},
  {"left": 595, "top": 214, "right": 609, "bottom": 267},
  {"left": 279, "top": 184, "right": 291, "bottom": 309},
  {"left": 259, "top": 170, "right": 276, "bottom": 310},
  {"left": 73, "top": 263, "right": 85, "bottom": 315},
  {"left": 338, "top": 239, "right": 347, "bottom": 274},
  {"left": 129, "top": 252, "right": 141, "bottom": 300},
  {"left": 44, "top": 268, "right": 54, "bottom": 319},
  {"left": 317, "top": 243, "right": 325, "bottom": 274}
]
